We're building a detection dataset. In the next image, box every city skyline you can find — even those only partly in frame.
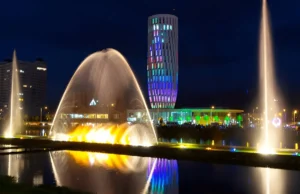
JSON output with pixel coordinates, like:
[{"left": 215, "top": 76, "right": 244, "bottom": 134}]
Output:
[
  {"left": 0, "top": 57, "right": 47, "bottom": 117},
  {"left": 0, "top": 0, "right": 300, "bottom": 110}
]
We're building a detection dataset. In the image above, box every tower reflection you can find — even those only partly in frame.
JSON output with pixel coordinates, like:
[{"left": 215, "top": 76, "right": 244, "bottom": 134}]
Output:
[{"left": 146, "top": 158, "right": 179, "bottom": 194}]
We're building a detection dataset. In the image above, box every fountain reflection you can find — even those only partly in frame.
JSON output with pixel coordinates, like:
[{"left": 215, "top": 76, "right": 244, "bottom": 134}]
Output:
[
  {"left": 0, "top": 154, "right": 47, "bottom": 185},
  {"left": 67, "top": 151, "right": 148, "bottom": 173},
  {"left": 7, "top": 155, "right": 23, "bottom": 183},
  {"left": 50, "top": 151, "right": 178, "bottom": 194},
  {"left": 260, "top": 168, "right": 285, "bottom": 194}
]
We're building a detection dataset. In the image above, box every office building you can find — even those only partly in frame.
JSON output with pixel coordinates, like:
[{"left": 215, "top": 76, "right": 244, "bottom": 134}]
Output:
[
  {"left": 147, "top": 14, "right": 178, "bottom": 109},
  {"left": 0, "top": 58, "right": 47, "bottom": 117}
]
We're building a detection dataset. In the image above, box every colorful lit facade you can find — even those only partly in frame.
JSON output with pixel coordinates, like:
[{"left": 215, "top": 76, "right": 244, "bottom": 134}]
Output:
[
  {"left": 127, "top": 108, "right": 244, "bottom": 125},
  {"left": 147, "top": 14, "right": 178, "bottom": 109}
]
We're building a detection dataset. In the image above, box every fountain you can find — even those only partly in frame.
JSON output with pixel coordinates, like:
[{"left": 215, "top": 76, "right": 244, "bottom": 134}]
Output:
[
  {"left": 50, "top": 49, "right": 157, "bottom": 146},
  {"left": 4, "top": 50, "right": 22, "bottom": 137},
  {"left": 258, "top": 0, "right": 281, "bottom": 153}
]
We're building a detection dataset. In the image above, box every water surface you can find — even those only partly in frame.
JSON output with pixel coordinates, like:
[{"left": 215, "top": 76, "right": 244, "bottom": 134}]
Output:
[{"left": 0, "top": 151, "right": 300, "bottom": 194}]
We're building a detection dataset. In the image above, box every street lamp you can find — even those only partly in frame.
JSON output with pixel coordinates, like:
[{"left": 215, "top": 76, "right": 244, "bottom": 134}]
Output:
[
  {"left": 107, "top": 103, "right": 115, "bottom": 120},
  {"left": 40, "top": 106, "right": 48, "bottom": 122},
  {"left": 211, "top": 106, "right": 215, "bottom": 123},
  {"left": 283, "top": 109, "right": 286, "bottom": 123},
  {"left": 294, "top": 110, "right": 298, "bottom": 123}
]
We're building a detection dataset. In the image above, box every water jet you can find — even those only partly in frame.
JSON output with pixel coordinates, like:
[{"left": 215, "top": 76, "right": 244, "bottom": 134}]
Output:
[
  {"left": 50, "top": 49, "right": 157, "bottom": 146},
  {"left": 4, "top": 50, "right": 22, "bottom": 137}
]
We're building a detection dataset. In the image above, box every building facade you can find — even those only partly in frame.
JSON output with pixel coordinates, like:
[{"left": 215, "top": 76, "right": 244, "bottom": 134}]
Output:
[
  {"left": 127, "top": 108, "right": 244, "bottom": 126},
  {"left": 147, "top": 14, "right": 178, "bottom": 109},
  {"left": 0, "top": 59, "right": 47, "bottom": 117}
]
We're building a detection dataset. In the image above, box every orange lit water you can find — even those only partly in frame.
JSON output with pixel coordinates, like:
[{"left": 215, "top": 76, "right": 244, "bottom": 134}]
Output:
[
  {"left": 66, "top": 151, "right": 148, "bottom": 173},
  {"left": 67, "top": 123, "right": 132, "bottom": 145}
]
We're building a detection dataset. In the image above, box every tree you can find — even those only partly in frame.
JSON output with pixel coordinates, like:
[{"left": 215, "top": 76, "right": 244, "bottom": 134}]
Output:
[
  {"left": 237, "top": 115, "right": 243, "bottom": 125},
  {"left": 186, "top": 116, "right": 191, "bottom": 122},
  {"left": 159, "top": 117, "right": 164, "bottom": 126},
  {"left": 34, "top": 116, "right": 39, "bottom": 122},
  {"left": 23, "top": 114, "right": 29, "bottom": 122},
  {"left": 224, "top": 116, "right": 230, "bottom": 125},
  {"left": 45, "top": 113, "right": 53, "bottom": 121},
  {"left": 204, "top": 115, "right": 209, "bottom": 125},
  {"left": 195, "top": 115, "right": 201, "bottom": 124},
  {"left": 213, "top": 116, "right": 220, "bottom": 122}
]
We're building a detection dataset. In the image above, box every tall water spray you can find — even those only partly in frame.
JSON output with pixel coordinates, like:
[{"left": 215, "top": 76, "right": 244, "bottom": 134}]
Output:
[
  {"left": 4, "top": 50, "right": 22, "bottom": 137},
  {"left": 50, "top": 49, "right": 157, "bottom": 145},
  {"left": 259, "top": 0, "right": 280, "bottom": 152}
]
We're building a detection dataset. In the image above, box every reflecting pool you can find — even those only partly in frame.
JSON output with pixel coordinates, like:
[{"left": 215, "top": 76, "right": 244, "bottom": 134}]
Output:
[{"left": 0, "top": 152, "right": 300, "bottom": 194}]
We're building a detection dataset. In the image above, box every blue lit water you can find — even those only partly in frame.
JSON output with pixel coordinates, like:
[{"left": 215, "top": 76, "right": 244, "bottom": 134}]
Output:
[{"left": 0, "top": 151, "right": 299, "bottom": 194}]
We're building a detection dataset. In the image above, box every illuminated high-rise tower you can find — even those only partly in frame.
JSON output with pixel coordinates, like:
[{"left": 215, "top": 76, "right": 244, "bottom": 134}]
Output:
[{"left": 147, "top": 14, "right": 178, "bottom": 109}]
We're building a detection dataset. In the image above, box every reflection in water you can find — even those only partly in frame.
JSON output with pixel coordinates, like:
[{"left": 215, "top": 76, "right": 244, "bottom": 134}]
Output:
[
  {"left": 67, "top": 151, "right": 148, "bottom": 173},
  {"left": 265, "top": 168, "right": 270, "bottom": 194},
  {"left": 7, "top": 155, "right": 24, "bottom": 183},
  {"left": 33, "top": 173, "right": 44, "bottom": 186},
  {"left": 49, "top": 151, "right": 179, "bottom": 194},
  {"left": 0, "top": 154, "right": 45, "bottom": 185},
  {"left": 1, "top": 152, "right": 300, "bottom": 193},
  {"left": 147, "top": 158, "right": 179, "bottom": 194},
  {"left": 260, "top": 168, "right": 285, "bottom": 194}
]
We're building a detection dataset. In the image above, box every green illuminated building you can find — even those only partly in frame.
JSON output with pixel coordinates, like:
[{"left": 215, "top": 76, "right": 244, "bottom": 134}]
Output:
[{"left": 127, "top": 108, "right": 244, "bottom": 125}]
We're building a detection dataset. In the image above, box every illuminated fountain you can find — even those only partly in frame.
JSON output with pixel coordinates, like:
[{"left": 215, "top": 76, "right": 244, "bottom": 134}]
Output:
[
  {"left": 258, "top": 0, "right": 280, "bottom": 154},
  {"left": 50, "top": 151, "right": 178, "bottom": 194},
  {"left": 50, "top": 49, "right": 157, "bottom": 146},
  {"left": 4, "top": 50, "right": 22, "bottom": 137},
  {"left": 258, "top": 1, "right": 286, "bottom": 192}
]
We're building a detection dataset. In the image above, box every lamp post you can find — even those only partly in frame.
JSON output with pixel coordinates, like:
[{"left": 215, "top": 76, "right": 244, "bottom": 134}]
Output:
[
  {"left": 253, "top": 106, "right": 258, "bottom": 114},
  {"left": 283, "top": 109, "right": 286, "bottom": 123},
  {"left": 211, "top": 106, "right": 214, "bottom": 123},
  {"left": 294, "top": 110, "right": 298, "bottom": 123},
  {"left": 40, "top": 106, "right": 48, "bottom": 122},
  {"left": 107, "top": 103, "right": 115, "bottom": 120}
]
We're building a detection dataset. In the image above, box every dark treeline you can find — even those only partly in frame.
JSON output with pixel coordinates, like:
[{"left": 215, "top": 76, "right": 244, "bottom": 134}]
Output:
[{"left": 157, "top": 126, "right": 300, "bottom": 148}]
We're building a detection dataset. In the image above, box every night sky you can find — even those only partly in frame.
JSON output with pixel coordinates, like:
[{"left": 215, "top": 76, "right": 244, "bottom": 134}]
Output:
[{"left": 0, "top": 0, "right": 300, "bottom": 112}]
